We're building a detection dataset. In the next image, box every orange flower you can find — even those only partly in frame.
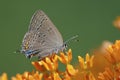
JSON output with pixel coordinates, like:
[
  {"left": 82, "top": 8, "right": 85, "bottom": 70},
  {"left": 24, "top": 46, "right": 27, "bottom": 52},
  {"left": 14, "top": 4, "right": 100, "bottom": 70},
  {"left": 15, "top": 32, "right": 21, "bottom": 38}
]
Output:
[
  {"left": 98, "top": 68, "right": 114, "bottom": 80},
  {"left": 32, "top": 54, "right": 58, "bottom": 72},
  {"left": 98, "top": 40, "right": 120, "bottom": 80},
  {"left": 32, "top": 49, "right": 77, "bottom": 80},
  {"left": 11, "top": 71, "right": 43, "bottom": 80},
  {"left": 0, "top": 73, "right": 8, "bottom": 80},
  {"left": 58, "top": 49, "right": 72, "bottom": 64},
  {"left": 42, "top": 72, "right": 62, "bottom": 80},
  {"left": 78, "top": 53, "right": 94, "bottom": 69},
  {"left": 84, "top": 72, "right": 96, "bottom": 80},
  {"left": 74, "top": 70, "right": 96, "bottom": 80},
  {"left": 113, "top": 16, "right": 120, "bottom": 29},
  {"left": 114, "top": 63, "right": 120, "bottom": 73},
  {"left": 52, "top": 72, "right": 62, "bottom": 80},
  {"left": 2, "top": 41, "right": 120, "bottom": 80},
  {"left": 75, "top": 53, "right": 96, "bottom": 80},
  {"left": 63, "top": 71, "right": 72, "bottom": 80},
  {"left": 66, "top": 64, "right": 78, "bottom": 76},
  {"left": 105, "top": 40, "right": 120, "bottom": 64},
  {"left": 99, "top": 41, "right": 113, "bottom": 53}
]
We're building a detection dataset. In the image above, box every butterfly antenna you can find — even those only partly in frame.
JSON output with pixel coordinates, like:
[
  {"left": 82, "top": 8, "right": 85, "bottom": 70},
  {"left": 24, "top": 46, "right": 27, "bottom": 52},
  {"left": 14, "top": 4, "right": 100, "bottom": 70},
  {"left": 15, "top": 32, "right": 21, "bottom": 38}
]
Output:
[
  {"left": 64, "top": 35, "right": 79, "bottom": 44},
  {"left": 7, "top": 49, "right": 20, "bottom": 55},
  {"left": 12, "top": 49, "right": 20, "bottom": 54}
]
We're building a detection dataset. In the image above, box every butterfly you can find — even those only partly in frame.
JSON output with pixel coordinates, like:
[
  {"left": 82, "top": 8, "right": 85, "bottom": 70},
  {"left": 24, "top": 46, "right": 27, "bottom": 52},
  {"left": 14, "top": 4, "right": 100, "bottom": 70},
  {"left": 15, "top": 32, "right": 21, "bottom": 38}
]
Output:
[{"left": 20, "top": 10, "right": 78, "bottom": 60}]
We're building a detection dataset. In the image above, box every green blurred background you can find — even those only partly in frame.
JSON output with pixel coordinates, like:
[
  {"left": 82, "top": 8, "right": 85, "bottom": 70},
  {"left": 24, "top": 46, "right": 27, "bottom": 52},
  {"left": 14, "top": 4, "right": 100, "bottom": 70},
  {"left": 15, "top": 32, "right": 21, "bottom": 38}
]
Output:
[{"left": 0, "top": 0, "right": 120, "bottom": 78}]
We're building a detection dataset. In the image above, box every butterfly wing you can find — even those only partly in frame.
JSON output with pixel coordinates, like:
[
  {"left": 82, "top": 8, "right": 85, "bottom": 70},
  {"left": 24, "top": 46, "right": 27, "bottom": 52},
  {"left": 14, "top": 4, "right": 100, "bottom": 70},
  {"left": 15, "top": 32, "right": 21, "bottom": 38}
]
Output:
[{"left": 22, "top": 10, "right": 64, "bottom": 59}]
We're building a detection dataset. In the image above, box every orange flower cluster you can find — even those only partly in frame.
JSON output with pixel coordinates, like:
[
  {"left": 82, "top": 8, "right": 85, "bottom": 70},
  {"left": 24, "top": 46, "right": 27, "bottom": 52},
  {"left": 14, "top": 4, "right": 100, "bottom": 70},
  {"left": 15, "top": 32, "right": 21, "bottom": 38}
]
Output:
[
  {"left": 32, "top": 49, "right": 78, "bottom": 80},
  {"left": 0, "top": 73, "right": 7, "bottom": 80},
  {"left": 98, "top": 40, "right": 120, "bottom": 80},
  {"left": 11, "top": 71, "right": 43, "bottom": 80},
  {"left": 1, "top": 40, "right": 120, "bottom": 80},
  {"left": 113, "top": 16, "right": 120, "bottom": 29},
  {"left": 75, "top": 53, "right": 95, "bottom": 80}
]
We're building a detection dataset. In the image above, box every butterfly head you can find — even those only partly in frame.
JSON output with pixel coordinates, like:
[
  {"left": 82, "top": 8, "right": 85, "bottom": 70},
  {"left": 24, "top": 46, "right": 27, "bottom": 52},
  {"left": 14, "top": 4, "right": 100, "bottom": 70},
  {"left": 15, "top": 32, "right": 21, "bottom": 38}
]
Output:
[{"left": 63, "top": 43, "right": 67, "bottom": 49}]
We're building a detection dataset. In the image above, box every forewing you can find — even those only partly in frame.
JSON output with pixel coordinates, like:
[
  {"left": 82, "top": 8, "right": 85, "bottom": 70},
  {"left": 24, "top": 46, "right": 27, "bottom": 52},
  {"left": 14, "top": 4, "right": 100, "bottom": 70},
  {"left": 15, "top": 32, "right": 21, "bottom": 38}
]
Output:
[{"left": 29, "top": 10, "right": 63, "bottom": 50}]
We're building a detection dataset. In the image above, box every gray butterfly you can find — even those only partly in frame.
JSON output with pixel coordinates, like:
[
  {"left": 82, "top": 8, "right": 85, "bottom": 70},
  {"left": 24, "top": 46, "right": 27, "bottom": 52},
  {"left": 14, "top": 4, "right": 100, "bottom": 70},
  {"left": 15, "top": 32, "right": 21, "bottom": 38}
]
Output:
[{"left": 21, "top": 10, "right": 77, "bottom": 60}]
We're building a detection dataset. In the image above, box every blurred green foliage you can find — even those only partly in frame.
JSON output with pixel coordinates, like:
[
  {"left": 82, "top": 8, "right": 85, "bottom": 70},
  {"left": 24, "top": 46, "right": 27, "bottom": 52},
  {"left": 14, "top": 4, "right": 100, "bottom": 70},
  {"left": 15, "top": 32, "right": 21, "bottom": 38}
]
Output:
[{"left": 0, "top": 0, "right": 120, "bottom": 77}]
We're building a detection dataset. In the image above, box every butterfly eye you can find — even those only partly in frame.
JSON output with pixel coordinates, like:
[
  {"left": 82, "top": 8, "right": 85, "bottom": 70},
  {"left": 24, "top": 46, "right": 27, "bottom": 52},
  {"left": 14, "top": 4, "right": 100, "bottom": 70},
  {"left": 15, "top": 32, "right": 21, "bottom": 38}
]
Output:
[{"left": 65, "top": 44, "right": 67, "bottom": 48}]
